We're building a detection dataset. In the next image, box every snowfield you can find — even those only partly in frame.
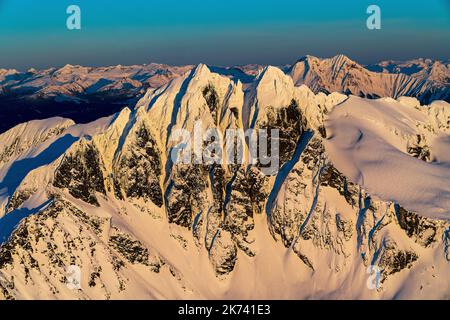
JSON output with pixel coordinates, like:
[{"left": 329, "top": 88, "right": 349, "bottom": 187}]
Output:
[{"left": 324, "top": 96, "right": 450, "bottom": 221}]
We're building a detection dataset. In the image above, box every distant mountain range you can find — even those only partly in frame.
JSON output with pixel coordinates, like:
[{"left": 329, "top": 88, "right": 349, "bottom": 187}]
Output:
[
  {"left": 289, "top": 55, "right": 449, "bottom": 102},
  {"left": 0, "top": 55, "right": 448, "bottom": 133}
]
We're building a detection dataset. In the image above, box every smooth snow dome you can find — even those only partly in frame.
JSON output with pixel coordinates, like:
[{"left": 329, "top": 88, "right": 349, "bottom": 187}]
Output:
[{"left": 324, "top": 96, "right": 450, "bottom": 220}]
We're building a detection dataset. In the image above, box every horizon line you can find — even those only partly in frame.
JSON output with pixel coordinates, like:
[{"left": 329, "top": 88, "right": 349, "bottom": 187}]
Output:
[{"left": 2, "top": 53, "right": 449, "bottom": 73}]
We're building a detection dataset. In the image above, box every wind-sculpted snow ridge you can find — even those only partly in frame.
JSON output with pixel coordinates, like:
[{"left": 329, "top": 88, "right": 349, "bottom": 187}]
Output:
[{"left": 0, "top": 64, "right": 449, "bottom": 300}]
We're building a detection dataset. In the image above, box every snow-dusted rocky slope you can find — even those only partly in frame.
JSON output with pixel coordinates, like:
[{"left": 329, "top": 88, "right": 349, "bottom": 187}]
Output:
[{"left": 0, "top": 64, "right": 449, "bottom": 299}]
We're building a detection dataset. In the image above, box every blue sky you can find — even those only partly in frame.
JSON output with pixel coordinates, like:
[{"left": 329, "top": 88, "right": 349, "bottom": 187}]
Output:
[{"left": 0, "top": 0, "right": 449, "bottom": 70}]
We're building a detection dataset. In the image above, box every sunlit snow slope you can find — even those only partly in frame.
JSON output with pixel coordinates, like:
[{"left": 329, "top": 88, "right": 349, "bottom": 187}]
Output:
[{"left": 324, "top": 96, "right": 450, "bottom": 220}]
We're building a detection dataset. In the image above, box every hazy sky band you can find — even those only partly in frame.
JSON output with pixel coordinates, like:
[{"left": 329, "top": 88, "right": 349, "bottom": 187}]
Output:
[{"left": 0, "top": 0, "right": 449, "bottom": 70}]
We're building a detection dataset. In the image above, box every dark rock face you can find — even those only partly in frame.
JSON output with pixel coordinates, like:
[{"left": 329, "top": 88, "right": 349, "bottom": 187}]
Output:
[
  {"left": 395, "top": 205, "right": 438, "bottom": 247},
  {"left": 211, "top": 166, "right": 265, "bottom": 258},
  {"left": 318, "top": 125, "right": 327, "bottom": 138},
  {"left": 109, "top": 231, "right": 149, "bottom": 266},
  {"left": 300, "top": 136, "right": 324, "bottom": 169},
  {"left": 166, "top": 165, "right": 208, "bottom": 228},
  {"left": 379, "top": 247, "right": 418, "bottom": 281},
  {"left": 224, "top": 167, "right": 267, "bottom": 248},
  {"left": 444, "top": 229, "right": 450, "bottom": 261},
  {"left": 335, "top": 213, "right": 353, "bottom": 241},
  {"left": 209, "top": 165, "right": 226, "bottom": 215},
  {"left": 390, "top": 251, "right": 419, "bottom": 274},
  {"left": 6, "top": 188, "right": 36, "bottom": 212},
  {"left": 407, "top": 134, "right": 430, "bottom": 162},
  {"left": 258, "top": 99, "right": 304, "bottom": 168},
  {"left": 407, "top": 145, "right": 430, "bottom": 161},
  {"left": 53, "top": 142, "right": 106, "bottom": 206},
  {"left": 0, "top": 137, "right": 20, "bottom": 164},
  {"left": 320, "top": 163, "right": 358, "bottom": 207},
  {"left": 165, "top": 160, "right": 239, "bottom": 274},
  {"left": 117, "top": 123, "right": 163, "bottom": 206},
  {"left": 301, "top": 137, "right": 358, "bottom": 223},
  {"left": 293, "top": 249, "right": 315, "bottom": 271},
  {"left": 112, "top": 177, "right": 124, "bottom": 200},
  {"left": 202, "top": 84, "right": 219, "bottom": 123}
]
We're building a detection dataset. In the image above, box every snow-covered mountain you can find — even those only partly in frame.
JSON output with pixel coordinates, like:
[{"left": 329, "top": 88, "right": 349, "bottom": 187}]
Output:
[
  {"left": 289, "top": 55, "right": 449, "bottom": 104},
  {"left": 0, "top": 64, "right": 448, "bottom": 299},
  {"left": 1, "top": 55, "right": 448, "bottom": 134}
]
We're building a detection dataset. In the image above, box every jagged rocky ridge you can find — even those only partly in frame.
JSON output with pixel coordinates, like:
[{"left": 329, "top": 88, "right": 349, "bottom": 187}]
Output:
[
  {"left": 0, "top": 64, "right": 449, "bottom": 299},
  {"left": 289, "top": 55, "right": 449, "bottom": 104}
]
